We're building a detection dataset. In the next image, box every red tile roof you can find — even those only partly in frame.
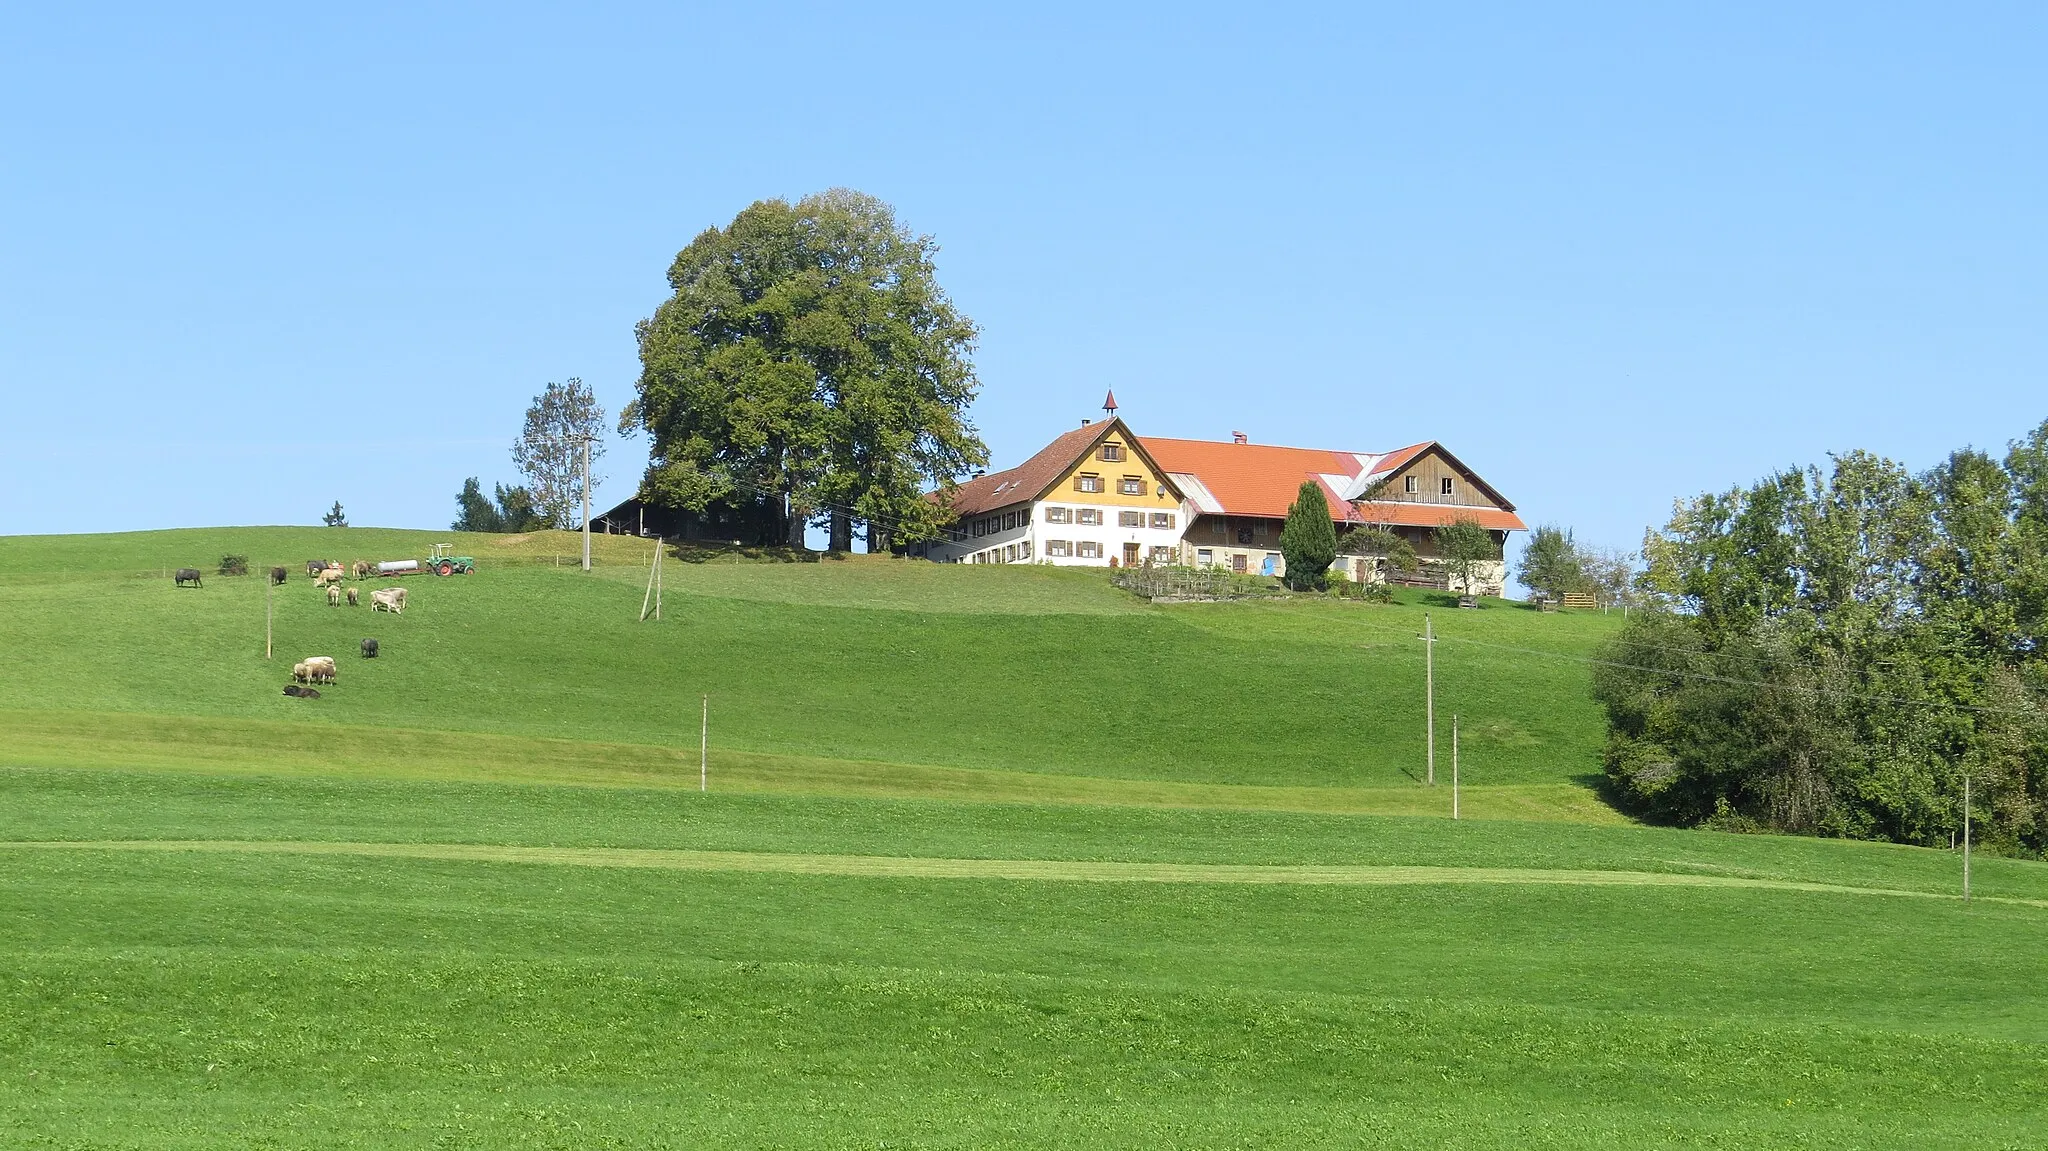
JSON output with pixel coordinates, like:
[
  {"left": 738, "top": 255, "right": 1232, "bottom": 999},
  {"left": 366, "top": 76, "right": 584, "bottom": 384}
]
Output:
[
  {"left": 936, "top": 424, "right": 1525, "bottom": 533},
  {"left": 1357, "top": 504, "right": 1528, "bottom": 532},
  {"left": 1142, "top": 437, "right": 1367, "bottom": 519},
  {"left": 1142, "top": 436, "right": 1526, "bottom": 531}
]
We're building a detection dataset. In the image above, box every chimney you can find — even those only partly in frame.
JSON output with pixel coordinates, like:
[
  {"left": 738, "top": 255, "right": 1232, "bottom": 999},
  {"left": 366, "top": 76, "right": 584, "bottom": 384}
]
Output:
[
  {"left": 1081, "top": 418, "right": 1092, "bottom": 426},
  {"left": 1231, "top": 431, "right": 1248, "bottom": 444}
]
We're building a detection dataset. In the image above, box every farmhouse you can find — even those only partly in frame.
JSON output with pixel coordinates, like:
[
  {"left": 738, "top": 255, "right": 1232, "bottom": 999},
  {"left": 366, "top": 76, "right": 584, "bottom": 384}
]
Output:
[{"left": 915, "top": 410, "right": 1525, "bottom": 593}]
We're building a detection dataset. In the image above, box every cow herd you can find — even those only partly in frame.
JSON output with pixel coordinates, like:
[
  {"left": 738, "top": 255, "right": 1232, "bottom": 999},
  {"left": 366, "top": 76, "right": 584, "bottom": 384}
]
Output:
[{"left": 166, "top": 553, "right": 432, "bottom": 702}]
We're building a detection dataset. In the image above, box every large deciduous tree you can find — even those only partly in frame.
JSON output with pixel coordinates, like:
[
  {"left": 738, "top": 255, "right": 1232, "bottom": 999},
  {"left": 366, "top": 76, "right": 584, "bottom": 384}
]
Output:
[
  {"left": 1279, "top": 481, "right": 1337, "bottom": 590},
  {"left": 513, "top": 378, "right": 606, "bottom": 530},
  {"left": 624, "top": 190, "right": 987, "bottom": 550}
]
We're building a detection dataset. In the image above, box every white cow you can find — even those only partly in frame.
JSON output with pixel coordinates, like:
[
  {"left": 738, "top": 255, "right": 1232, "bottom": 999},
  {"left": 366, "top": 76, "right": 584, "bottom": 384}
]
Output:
[{"left": 370, "top": 587, "right": 407, "bottom": 614}]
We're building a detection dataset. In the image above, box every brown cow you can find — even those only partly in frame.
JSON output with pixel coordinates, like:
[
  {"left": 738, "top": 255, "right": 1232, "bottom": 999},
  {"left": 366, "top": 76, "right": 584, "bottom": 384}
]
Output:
[{"left": 345, "top": 586, "right": 359, "bottom": 606}]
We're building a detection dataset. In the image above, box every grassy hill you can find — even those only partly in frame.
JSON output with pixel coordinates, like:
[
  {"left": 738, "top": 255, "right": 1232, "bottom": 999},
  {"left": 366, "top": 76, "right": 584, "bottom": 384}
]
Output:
[
  {"left": 6, "top": 527, "right": 2047, "bottom": 1147},
  {"left": 0, "top": 525, "right": 1625, "bottom": 816}
]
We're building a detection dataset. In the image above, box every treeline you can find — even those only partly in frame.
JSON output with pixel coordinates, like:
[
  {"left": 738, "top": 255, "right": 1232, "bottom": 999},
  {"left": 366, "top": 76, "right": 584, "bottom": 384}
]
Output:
[{"left": 1595, "top": 420, "right": 2048, "bottom": 852}]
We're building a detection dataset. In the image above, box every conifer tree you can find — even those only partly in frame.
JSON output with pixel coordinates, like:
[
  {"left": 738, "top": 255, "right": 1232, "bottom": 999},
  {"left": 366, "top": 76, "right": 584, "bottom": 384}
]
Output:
[{"left": 1279, "top": 480, "right": 1337, "bottom": 590}]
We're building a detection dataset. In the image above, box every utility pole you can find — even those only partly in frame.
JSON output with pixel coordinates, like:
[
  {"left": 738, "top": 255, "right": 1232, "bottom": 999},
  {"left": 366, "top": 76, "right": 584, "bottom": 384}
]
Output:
[
  {"left": 1452, "top": 713, "right": 1460, "bottom": 820},
  {"left": 580, "top": 435, "right": 593, "bottom": 572},
  {"left": 1963, "top": 773, "right": 1972, "bottom": 903},
  {"left": 265, "top": 574, "right": 273, "bottom": 660},
  {"left": 700, "top": 693, "right": 709, "bottom": 793},
  {"left": 1424, "top": 612, "right": 1436, "bottom": 786}
]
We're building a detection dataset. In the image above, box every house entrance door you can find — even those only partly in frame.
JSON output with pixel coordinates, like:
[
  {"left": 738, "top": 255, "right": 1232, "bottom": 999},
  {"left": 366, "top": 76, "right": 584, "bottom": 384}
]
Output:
[{"left": 1124, "top": 543, "right": 1141, "bottom": 567}]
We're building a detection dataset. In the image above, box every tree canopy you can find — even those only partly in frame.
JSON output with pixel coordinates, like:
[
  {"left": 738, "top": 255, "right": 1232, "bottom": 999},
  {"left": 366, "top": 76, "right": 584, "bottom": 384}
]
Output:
[
  {"left": 624, "top": 190, "right": 987, "bottom": 550},
  {"left": 1597, "top": 421, "right": 2048, "bottom": 851},
  {"left": 1279, "top": 481, "right": 1336, "bottom": 590},
  {"left": 1432, "top": 517, "right": 1496, "bottom": 597},
  {"left": 1517, "top": 524, "right": 1586, "bottom": 600},
  {"left": 513, "top": 379, "right": 605, "bottom": 530}
]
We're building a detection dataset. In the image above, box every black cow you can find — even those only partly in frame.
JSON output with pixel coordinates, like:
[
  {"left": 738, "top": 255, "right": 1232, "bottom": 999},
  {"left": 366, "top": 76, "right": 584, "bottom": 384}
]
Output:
[
  {"left": 305, "top": 560, "right": 326, "bottom": 578},
  {"left": 270, "top": 566, "right": 288, "bottom": 586},
  {"left": 361, "top": 638, "right": 379, "bottom": 659},
  {"left": 283, "top": 684, "right": 321, "bottom": 699},
  {"left": 174, "top": 568, "right": 202, "bottom": 588}
]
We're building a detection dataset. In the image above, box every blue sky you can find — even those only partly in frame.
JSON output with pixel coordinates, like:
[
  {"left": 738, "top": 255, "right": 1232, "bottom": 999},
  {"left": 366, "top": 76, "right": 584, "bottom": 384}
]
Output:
[{"left": 3, "top": 3, "right": 2043, "bottom": 558}]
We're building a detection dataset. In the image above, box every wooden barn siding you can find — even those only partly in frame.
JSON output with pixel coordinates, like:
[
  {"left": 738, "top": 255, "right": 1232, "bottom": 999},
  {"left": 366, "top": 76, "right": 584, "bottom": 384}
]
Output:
[{"left": 1376, "top": 451, "right": 1503, "bottom": 510}]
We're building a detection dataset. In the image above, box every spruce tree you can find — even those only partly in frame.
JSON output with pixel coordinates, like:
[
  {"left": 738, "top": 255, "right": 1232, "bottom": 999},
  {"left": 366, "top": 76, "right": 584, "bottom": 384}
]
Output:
[{"left": 1279, "top": 480, "right": 1337, "bottom": 590}]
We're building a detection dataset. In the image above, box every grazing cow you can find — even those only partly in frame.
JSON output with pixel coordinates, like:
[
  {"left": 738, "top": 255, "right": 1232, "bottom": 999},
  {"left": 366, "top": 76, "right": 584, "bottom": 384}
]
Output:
[
  {"left": 270, "top": 566, "right": 288, "bottom": 586},
  {"left": 361, "top": 637, "right": 379, "bottom": 659},
  {"left": 353, "top": 560, "right": 371, "bottom": 580},
  {"left": 327, "top": 586, "right": 342, "bottom": 607},
  {"left": 314, "top": 567, "right": 344, "bottom": 588},
  {"left": 370, "top": 587, "right": 407, "bottom": 614},
  {"left": 345, "top": 586, "right": 359, "bottom": 607},
  {"left": 306, "top": 655, "right": 336, "bottom": 683},
  {"left": 173, "top": 568, "right": 202, "bottom": 588},
  {"left": 283, "top": 685, "right": 320, "bottom": 699},
  {"left": 292, "top": 661, "right": 312, "bottom": 683},
  {"left": 306, "top": 560, "right": 325, "bottom": 578}
]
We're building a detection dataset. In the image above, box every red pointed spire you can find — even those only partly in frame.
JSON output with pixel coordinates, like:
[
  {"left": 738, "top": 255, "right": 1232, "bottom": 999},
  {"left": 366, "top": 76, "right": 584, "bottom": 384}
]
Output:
[{"left": 1102, "top": 389, "right": 1118, "bottom": 415}]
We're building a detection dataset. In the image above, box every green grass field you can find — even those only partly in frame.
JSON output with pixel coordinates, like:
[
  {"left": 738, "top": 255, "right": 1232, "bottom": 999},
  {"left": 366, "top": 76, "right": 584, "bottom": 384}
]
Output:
[{"left": 4, "top": 527, "right": 2044, "bottom": 1147}]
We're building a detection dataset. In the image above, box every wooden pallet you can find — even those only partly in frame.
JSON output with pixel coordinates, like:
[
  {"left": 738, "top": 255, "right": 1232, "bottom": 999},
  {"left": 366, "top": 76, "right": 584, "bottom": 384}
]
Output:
[{"left": 1560, "top": 592, "right": 1598, "bottom": 610}]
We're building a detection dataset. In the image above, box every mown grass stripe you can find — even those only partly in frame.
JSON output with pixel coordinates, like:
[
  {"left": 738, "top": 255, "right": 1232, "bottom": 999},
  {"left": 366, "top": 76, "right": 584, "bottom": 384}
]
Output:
[{"left": 3, "top": 838, "right": 2031, "bottom": 908}]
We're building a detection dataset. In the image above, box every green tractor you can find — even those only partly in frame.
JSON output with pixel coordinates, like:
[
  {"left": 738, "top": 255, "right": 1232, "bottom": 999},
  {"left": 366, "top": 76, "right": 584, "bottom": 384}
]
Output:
[{"left": 425, "top": 543, "right": 476, "bottom": 576}]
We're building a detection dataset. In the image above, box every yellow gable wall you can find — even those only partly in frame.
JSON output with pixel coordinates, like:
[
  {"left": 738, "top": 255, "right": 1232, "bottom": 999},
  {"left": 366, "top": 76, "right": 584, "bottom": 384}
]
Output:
[{"left": 1046, "top": 436, "right": 1177, "bottom": 508}]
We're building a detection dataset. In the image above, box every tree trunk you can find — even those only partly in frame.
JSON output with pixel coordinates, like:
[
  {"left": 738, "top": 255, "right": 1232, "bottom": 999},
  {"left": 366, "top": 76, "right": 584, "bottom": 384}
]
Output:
[
  {"left": 786, "top": 495, "right": 809, "bottom": 550},
  {"left": 867, "top": 522, "right": 892, "bottom": 554},
  {"left": 828, "top": 509, "right": 853, "bottom": 553}
]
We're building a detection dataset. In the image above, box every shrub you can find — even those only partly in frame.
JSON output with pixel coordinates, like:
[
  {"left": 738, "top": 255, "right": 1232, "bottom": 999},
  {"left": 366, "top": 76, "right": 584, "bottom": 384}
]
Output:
[{"left": 218, "top": 554, "right": 249, "bottom": 576}]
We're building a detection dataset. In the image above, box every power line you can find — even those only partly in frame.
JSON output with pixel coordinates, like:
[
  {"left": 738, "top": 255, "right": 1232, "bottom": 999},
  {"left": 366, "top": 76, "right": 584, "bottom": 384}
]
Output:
[{"left": 1340, "top": 616, "right": 2043, "bottom": 719}]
